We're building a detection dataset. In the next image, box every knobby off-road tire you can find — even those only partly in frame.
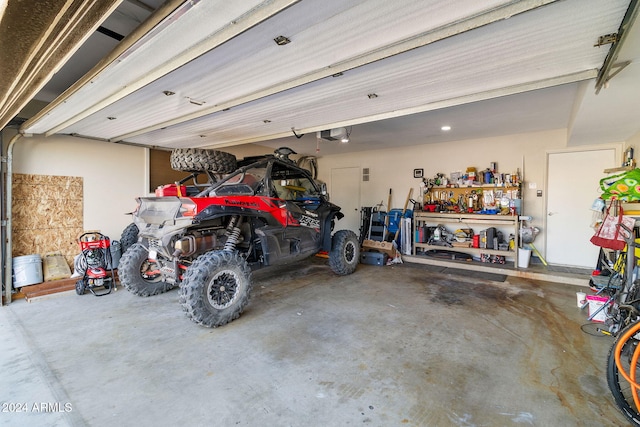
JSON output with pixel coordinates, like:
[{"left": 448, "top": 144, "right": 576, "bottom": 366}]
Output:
[
  {"left": 607, "top": 322, "right": 640, "bottom": 426},
  {"left": 329, "top": 230, "right": 360, "bottom": 275},
  {"left": 118, "top": 243, "right": 174, "bottom": 297},
  {"left": 170, "top": 148, "right": 237, "bottom": 174},
  {"left": 179, "top": 250, "right": 252, "bottom": 328},
  {"left": 119, "top": 222, "right": 139, "bottom": 254}
]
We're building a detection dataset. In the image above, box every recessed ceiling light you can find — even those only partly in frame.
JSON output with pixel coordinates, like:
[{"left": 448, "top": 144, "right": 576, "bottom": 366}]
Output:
[
  {"left": 441, "top": 125, "right": 451, "bottom": 131},
  {"left": 273, "top": 35, "right": 291, "bottom": 46},
  {"left": 162, "top": 90, "right": 175, "bottom": 96}
]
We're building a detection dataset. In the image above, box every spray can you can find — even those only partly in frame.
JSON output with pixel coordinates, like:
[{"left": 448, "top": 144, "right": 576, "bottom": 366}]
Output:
[{"left": 625, "top": 147, "right": 634, "bottom": 166}]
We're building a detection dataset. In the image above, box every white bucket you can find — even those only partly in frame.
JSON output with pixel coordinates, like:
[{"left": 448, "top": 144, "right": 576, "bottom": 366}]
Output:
[
  {"left": 518, "top": 248, "right": 531, "bottom": 268},
  {"left": 576, "top": 291, "right": 587, "bottom": 308},
  {"left": 12, "top": 254, "right": 43, "bottom": 287}
]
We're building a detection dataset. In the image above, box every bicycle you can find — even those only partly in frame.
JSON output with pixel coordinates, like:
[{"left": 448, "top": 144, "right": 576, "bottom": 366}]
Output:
[
  {"left": 586, "top": 222, "right": 640, "bottom": 336},
  {"left": 603, "top": 221, "right": 640, "bottom": 424},
  {"left": 607, "top": 320, "right": 640, "bottom": 425}
]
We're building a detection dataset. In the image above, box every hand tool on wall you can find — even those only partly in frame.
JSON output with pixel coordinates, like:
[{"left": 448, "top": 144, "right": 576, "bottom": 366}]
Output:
[
  {"left": 394, "top": 188, "right": 414, "bottom": 241},
  {"left": 384, "top": 188, "right": 392, "bottom": 240}
]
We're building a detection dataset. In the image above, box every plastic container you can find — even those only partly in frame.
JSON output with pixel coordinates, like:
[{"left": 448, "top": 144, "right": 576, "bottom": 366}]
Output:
[
  {"left": 387, "top": 209, "right": 413, "bottom": 234},
  {"left": 108, "top": 240, "right": 121, "bottom": 269},
  {"left": 576, "top": 291, "right": 587, "bottom": 308},
  {"left": 518, "top": 248, "right": 531, "bottom": 268},
  {"left": 12, "top": 254, "right": 43, "bottom": 287},
  {"left": 155, "top": 184, "right": 187, "bottom": 197}
]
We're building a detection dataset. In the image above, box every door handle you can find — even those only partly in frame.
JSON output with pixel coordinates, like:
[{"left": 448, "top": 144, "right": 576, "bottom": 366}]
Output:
[{"left": 548, "top": 212, "right": 556, "bottom": 216}]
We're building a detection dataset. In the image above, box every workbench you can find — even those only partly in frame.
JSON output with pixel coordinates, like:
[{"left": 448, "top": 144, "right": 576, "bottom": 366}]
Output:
[{"left": 412, "top": 211, "right": 521, "bottom": 267}]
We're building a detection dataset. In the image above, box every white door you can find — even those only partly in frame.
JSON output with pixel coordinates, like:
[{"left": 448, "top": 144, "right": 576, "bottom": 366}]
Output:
[
  {"left": 330, "top": 167, "right": 361, "bottom": 234},
  {"left": 546, "top": 148, "right": 617, "bottom": 268}
]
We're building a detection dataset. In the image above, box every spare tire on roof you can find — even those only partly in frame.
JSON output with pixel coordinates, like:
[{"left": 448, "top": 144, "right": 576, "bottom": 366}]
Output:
[{"left": 170, "top": 148, "right": 237, "bottom": 173}]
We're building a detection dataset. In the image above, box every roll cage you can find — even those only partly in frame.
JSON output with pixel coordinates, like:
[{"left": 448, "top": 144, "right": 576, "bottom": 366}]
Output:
[{"left": 201, "top": 156, "right": 325, "bottom": 204}]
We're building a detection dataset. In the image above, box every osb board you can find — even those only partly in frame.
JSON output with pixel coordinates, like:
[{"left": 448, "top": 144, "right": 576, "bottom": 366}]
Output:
[{"left": 12, "top": 174, "right": 83, "bottom": 269}]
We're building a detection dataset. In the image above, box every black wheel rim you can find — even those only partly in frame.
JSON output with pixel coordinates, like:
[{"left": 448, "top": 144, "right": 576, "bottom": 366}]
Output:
[
  {"left": 140, "top": 259, "right": 162, "bottom": 283},
  {"left": 207, "top": 270, "right": 240, "bottom": 309},
  {"left": 345, "top": 241, "right": 355, "bottom": 263}
]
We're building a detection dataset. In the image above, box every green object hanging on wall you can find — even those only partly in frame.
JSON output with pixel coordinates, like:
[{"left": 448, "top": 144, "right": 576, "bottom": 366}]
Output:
[{"left": 600, "top": 169, "right": 640, "bottom": 201}]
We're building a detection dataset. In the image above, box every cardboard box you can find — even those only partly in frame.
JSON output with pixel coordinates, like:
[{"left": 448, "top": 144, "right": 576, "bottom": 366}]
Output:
[
  {"left": 451, "top": 241, "right": 472, "bottom": 248},
  {"left": 362, "top": 239, "right": 397, "bottom": 258}
]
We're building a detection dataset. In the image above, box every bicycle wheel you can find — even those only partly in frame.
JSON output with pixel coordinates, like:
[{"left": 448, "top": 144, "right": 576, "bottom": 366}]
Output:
[
  {"left": 607, "top": 321, "right": 640, "bottom": 426},
  {"left": 620, "top": 282, "right": 640, "bottom": 326}
]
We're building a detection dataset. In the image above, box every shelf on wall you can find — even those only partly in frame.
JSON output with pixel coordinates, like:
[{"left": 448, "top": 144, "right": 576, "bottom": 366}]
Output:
[
  {"left": 412, "top": 211, "right": 521, "bottom": 267},
  {"left": 604, "top": 165, "right": 634, "bottom": 173}
]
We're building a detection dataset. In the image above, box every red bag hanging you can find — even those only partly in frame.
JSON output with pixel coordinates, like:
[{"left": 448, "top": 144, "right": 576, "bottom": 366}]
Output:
[{"left": 590, "top": 203, "right": 636, "bottom": 250}]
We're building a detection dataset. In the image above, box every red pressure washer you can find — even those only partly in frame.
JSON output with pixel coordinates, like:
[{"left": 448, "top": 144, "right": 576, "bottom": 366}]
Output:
[{"left": 75, "top": 232, "right": 115, "bottom": 296}]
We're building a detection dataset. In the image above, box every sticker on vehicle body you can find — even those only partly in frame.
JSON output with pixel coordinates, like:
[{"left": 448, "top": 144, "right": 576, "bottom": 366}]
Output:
[
  {"left": 299, "top": 214, "right": 320, "bottom": 229},
  {"left": 224, "top": 198, "right": 260, "bottom": 208}
]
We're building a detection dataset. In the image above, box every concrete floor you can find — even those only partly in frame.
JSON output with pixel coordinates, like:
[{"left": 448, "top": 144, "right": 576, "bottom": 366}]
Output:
[{"left": 0, "top": 258, "right": 630, "bottom": 426}]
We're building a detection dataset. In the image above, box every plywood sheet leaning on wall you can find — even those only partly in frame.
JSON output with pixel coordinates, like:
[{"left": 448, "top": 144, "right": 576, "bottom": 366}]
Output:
[{"left": 12, "top": 174, "right": 83, "bottom": 273}]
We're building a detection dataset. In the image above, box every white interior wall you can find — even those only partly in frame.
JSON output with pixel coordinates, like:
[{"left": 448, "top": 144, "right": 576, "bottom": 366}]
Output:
[
  {"left": 626, "top": 130, "right": 640, "bottom": 154},
  {"left": 6, "top": 137, "right": 269, "bottom": 244},
  {"left": 314, "top": 129, "right": 569, "bottom": 256},
  {"left": 10, "top": 134, "right": 146, "bottom": 240},
  {"left": 4, "top": 129, "right": 631, "bottom": 261}
]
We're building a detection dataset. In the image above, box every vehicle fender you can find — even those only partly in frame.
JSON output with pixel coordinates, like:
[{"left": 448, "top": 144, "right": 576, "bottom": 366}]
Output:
[{"left": 321, "top": 211, "right": 343, "bottom": 251}]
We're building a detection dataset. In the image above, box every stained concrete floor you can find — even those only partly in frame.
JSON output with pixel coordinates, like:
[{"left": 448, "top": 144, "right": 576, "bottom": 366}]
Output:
[{"left": 0, "top": 258, "right": 630, "bottom": 426}]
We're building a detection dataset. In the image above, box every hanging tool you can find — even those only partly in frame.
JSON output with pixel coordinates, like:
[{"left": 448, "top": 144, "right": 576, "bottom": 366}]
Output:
[
  {"left": 384, "top": 188, "right": 392, "bottom": 240},
  {"left": 394, "top": 188, "right": 414, "bottom": 241},
  {"left": 528, "top": 243, "right": 548, "bottom": 266},
  {"left": 387, "top": 188, "right": 392, "bottom": 213}
]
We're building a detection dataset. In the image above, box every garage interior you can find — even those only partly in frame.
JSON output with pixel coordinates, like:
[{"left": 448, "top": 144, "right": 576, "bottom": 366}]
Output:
[{"left": 1, "top": 0, "right": 640, "bottom": 425}]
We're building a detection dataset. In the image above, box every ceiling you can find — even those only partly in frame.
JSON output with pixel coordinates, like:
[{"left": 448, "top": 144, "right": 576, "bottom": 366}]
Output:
[{"left": 4, "top": 0, "right": 640, "bottom": 157}]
